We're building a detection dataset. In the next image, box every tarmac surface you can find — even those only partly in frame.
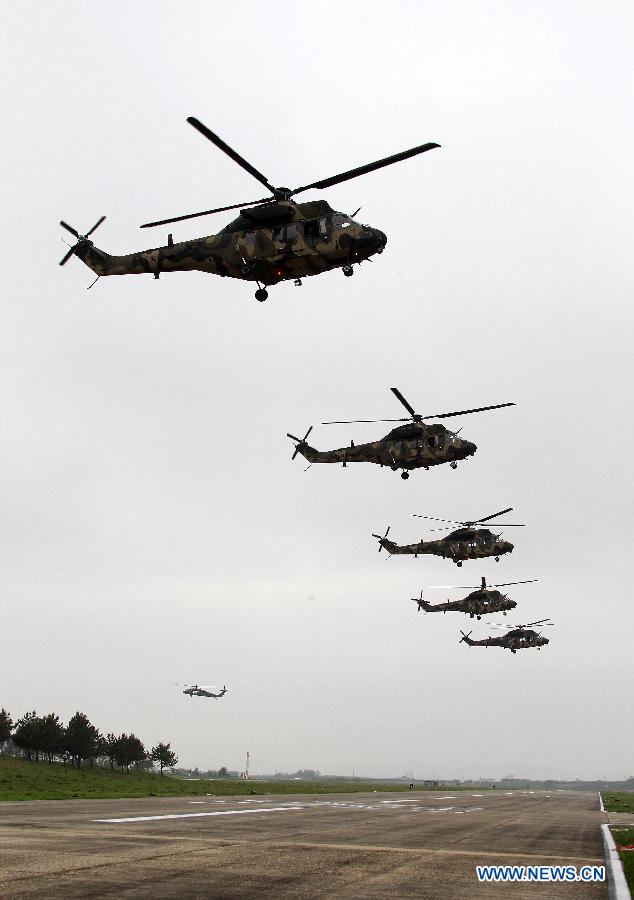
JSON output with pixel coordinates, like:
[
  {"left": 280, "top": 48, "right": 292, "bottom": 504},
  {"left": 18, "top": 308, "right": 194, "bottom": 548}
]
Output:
[{"left": 0, "top": 789, "right": 607, "bottom": 898}]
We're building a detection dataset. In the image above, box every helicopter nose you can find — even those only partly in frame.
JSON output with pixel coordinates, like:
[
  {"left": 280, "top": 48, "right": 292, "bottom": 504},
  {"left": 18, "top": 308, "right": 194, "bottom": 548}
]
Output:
[
  {"left": 373, "top": 229, "right": 387, "bottom": 253},
  {"left": 462, "top": 440, "right": 477, "bottom": 457}
]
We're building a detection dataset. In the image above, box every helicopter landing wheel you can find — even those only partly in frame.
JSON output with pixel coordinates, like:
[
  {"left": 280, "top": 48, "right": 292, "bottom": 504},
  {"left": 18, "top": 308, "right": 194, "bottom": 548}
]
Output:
[
  {"left": 477, "top": 615, "right": 481, "bottom": 620},
  {"left": 511, "top": 649, "right": 517, "bottom": 654},
  {"left": 255, "top": 288, "right": 268, "bottom": 302},
  {"left": 450, "top": 461, "right": 458, "bottom": 469},
  {"left": 495, "top": 556, "right": 500, "bottom": 562},
  {"left": 342, "top": 265, "right": 354, "bottom": 277},
  {"left": 400, "top": 471, "right": 410, "bottom": 480},
  {"left": 456, "top": 561, "right": 462, "bottom": 567}
]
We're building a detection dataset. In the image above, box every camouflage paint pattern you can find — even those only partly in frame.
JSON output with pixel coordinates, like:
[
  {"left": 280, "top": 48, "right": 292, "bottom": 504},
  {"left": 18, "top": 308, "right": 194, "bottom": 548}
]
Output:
[
  {"left": 376, "top": 527, "right": 514, "bottom": 565},
  {"left": 419, "top": 588, "right": 517, "bottom": 618},
  {"left": 292, "top": 421, "right": 477, "bottom": 474},
  {"left": 70, "top": 200, "right": 387, "bottom": 286},
  {"left": 460, "top": 628, "right": 549, "bottom": 653}
]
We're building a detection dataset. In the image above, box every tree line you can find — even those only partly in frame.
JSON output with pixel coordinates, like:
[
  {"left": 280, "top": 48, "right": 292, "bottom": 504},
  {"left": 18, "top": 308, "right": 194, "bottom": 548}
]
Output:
[{"left": 0, "top": 708, "right": 177, "bottom": 774}]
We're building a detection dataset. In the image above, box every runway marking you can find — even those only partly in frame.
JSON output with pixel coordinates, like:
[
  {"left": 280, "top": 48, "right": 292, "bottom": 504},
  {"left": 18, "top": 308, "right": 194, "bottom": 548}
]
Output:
[
  {"left": 436, "top": 796, "right": 457, "bottom": 800},
  {"left": 94, "top": 806, "right": 303, "bottom": 824}
]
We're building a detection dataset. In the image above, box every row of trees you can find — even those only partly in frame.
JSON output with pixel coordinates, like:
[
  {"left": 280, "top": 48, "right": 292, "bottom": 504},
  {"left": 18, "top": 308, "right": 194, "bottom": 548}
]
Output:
[{"left": 0, "top": 708, "right": 177, "bottom": 774}]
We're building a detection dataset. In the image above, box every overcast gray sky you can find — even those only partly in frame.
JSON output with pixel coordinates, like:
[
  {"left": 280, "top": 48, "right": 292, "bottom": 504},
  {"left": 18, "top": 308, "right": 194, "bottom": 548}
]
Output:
[{"left": 2, "top": 1, "right": 633, "bottom": 779}]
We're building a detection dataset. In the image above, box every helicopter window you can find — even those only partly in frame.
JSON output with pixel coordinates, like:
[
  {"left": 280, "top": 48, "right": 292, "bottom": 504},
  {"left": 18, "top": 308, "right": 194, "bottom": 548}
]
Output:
[
  {"left": 318, "top": 217, "right": 329, "bottom": 236},
  {"left": 273, "top": 224, "right": 298, "bottom": 242},
  {"left": 304, "top": 219, "right": 319, "bottom": 239},
  {"left": 332, "top": 214, "right": 351, "bottom": 228}
]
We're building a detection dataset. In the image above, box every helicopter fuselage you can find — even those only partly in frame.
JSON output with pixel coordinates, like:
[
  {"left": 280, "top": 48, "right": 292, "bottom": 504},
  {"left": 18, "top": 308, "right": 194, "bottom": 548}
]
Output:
[
  {"left": 295, "top": 421, "right": 476, "bottom": 473},
  {"left": 183, "top": 686, "right": 227, "bottom": 698},
  {"left": 72, "top": 200, "right": 387, "bottom": 287},
  {"left": 461, "top": 629, "right": 548, "bottom": 652},
  {"left": 379, "top": 527, "right": 514, "bottom": 565},
  {"left": 421, "top": 589, "right": 517, "bottom": 617}
]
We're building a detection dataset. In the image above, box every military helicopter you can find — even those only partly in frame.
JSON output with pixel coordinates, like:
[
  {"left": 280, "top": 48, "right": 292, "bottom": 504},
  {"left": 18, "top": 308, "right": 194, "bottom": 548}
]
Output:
[
  {"left": 288, "top": 389, "right": 513, "bottom": 479},
  {"left": 59, "top": 116, "right": 440, "bottom": 301},
  {"left": 373, "top": 507, "right": 523, "bottom": 565},
  {"left": 460, "top": 620, "right": 553, "bottom": 653},
  {"left": 412, "top": 576, "right": 538, "bottom": 618},
  {"left": 176, "top": 684, "right": 227, "bottom": 699}
]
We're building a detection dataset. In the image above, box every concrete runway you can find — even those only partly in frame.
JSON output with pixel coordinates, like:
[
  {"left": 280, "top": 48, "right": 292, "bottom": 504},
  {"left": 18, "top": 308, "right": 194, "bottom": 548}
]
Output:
[{"left": 0, "top": 789, "right": 607, "bottom": 898}]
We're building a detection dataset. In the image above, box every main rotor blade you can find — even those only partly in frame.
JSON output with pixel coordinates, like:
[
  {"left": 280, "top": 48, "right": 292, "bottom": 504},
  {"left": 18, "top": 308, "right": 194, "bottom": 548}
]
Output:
[
  {"left": 140, "top": 197, "right": 272, "bottom": 229},
  {"left": 423, "top": 402, "right": 515, "bottom": 419},
  {"left": 85, "top": 215, "right": 106, "bottom": 237},
  {"left": 321, "top": 417, "right": 410, "bottom": 425},
  {"left": 494, "top": 580, "right": 538, "bottom": 587},
  {"left": 291, "top": 141, "right": 440, "bottom": 194},
  {"left": 411, "top": 515, "right": 464, "bottom": 524},
  {"left": 472, "top": 508, "right": 514, "bottom": 524},
  {"left": 187, "top": 117, "right": 276, "bottom": 194},
  {"left": 60, "top": 220, "right": 80, "bottom": 238},
  {"left": 428, "top": 585, "right": 474, "bottom": 589},
  {"left": 390, "top": 387, "right": 417, "bottom": 417},
  {"left": 59, "top": 246, "right": 76, "bottom": 266}
]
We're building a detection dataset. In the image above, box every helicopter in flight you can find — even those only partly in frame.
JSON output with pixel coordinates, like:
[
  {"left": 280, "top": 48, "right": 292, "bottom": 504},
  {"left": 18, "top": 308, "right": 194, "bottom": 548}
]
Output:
[
  {"left": 176, "top": 684, "right": 227, "bottom": 699},
  {"left": 373, "top": 508, "right": 523, "bottom": 566},
  {"left": 287, "top": 389, "right": 514, "bottom": 479},
  {"left": 59, "top": 116, "right": 440, "bottom": 301},
  {"left": 460, "top": 620, "right": 553, "bottom": 653},
  {"left": 412, "top": 576, "right": 538, "bottom": 618}
]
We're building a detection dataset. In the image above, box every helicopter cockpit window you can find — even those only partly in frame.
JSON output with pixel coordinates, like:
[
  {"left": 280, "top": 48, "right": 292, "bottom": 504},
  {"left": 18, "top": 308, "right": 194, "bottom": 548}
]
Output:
[
  {"left": 318, "top": 217, "right": 329, "bottom": 236},
  {"left": 304, "top": 219, "right": 319, "bottom": 239},
  {"left": 427, "top": 434, "right": 444, "bottom": 449},
  {"left": 331, "top": 213, "right": 351, "bottom": 228}
]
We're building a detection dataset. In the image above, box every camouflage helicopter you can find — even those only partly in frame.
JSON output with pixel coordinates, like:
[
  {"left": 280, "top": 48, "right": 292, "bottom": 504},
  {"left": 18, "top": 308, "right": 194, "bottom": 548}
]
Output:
[
  {"left": 373, "top": 507, "right": 523, "bottom": 566},
  {"left": 176, "top": 683, "right": 227, "bottom": 699},
  {"left": 460, "top": 619, "right": 553, "bottom": 653},
  {"left": 287, "top": 389, "right": 514, "bottom": 479},
  {"left": 412, "top": 576, "right": 538, "bottom": 619},
  {"left": 59, "top": 116, "right": 440, "bottom": 301}
]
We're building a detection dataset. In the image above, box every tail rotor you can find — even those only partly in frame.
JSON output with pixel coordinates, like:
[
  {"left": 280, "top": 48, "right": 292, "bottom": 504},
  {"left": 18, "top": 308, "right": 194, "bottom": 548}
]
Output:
[
  {"left": 287, "top": 425, "right": 313, "bottom": 460},
  {"left": 459, "top": 630, "right": 472, "bottom": 644},
  {"left": 372, "top": 525, "right": 391, "bottom": 552},
  {"left": 59, "top": 216, "right": 106, "bottom": 266},
  {"left": 412, "top": 589, "right": 424, "bottom": 612}
]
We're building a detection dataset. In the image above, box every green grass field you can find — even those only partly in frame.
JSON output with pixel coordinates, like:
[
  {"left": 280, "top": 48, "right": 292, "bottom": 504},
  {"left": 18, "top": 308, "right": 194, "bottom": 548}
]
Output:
[
  {"left": 0, "top": 758, "right": 458, "bottom": 801},
  {"left": 602, "top": 791, "right": 634, "bottom": 813},
  {"left": 610, "top": 826, "right": 634, "bottom": 893}
]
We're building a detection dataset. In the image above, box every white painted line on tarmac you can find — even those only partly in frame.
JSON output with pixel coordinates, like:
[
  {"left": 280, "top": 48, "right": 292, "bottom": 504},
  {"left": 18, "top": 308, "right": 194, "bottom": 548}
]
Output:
[
  {"left": 436, "top": 796, "right": 457, "bottom": 800},
  {"left": 94, "top": 806, "right": 303, "bottom": 824},
  {"left": 431, "top": 807, "right": 454, "bottom": 812},
  {"left": 601, "top": 824, "right": 630, "bottom": 899},
  {"left": 599, "top": 792, "right": 605, "bottom": 812}
]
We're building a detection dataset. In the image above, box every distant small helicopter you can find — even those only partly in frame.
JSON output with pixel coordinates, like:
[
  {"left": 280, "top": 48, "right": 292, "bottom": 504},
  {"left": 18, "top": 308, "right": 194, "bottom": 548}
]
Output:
[
  {"left": 59, "top": 116, "right": 440, "bottom": 301},
  {"left": 288, "top": 389, "right": 513, "bottom": 479},
  {"left": 412, "top": 576, "right": 538, "bottom": 618},
  {"left": 460, "top": 620, "right": 553, "bottom": 653},
  {"left": 373, "top": 508, "right": 523, "bottom": 565},
  {"left": 176, "top": 684, "right": 227, "bottom": 699}
]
